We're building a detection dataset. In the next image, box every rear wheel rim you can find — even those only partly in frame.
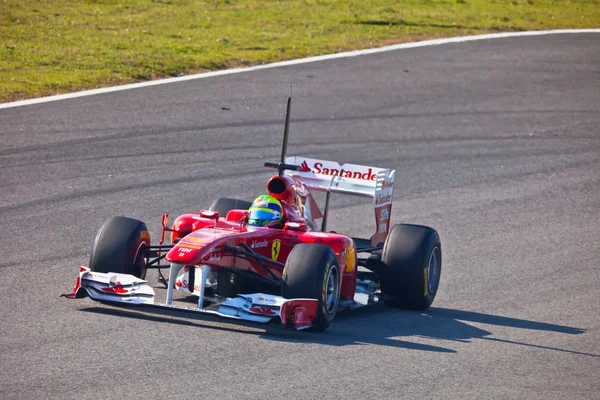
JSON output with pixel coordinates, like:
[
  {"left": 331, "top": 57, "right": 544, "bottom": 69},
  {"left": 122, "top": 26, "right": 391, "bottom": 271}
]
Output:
[
  {"left": 428, "top": 246, "right": 441, "bottom": 295},
  {"left": 325, "top": 265, "right": 340, "bottom": 314}
]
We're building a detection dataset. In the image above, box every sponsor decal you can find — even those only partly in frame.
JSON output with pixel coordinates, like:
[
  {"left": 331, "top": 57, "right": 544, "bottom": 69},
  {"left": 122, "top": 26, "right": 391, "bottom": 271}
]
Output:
[
  {"left": 380, "top": 208, "right": 389, "bottom": 221},
  {"left": 299, "top": 160, "right": 311, "bottom": 172},
  {"left": 176, "top": 279, "right": 201, "bottom": 293},
  {"left": 178, "top": 248, "right": 193, "bottom": 253},
  {"left": 248, "top": 306, "right": 277, "bottom": 316},
  {"left": 83, "top": 273, "right": 109, "bottom": 283},
  {"left": 380, "top": 179, "right": 394, "bottom": 190},
  {"left": 258, "top": 297, "right": 277, "bottom": 303},
  {"left": 208, "top": 253, "right": 222, "bottom": 262},
  {"left": 375, "top": 193, "right": 393, "bottom": 206},
  {"left": 251, "top": 239, "right": 269, "bottom": 249},
  {"left": 300, "top": 160, "right": 377, "bottom": 181},
  {"left": 379, "top": 223, "right": 387, "bottom": 233},
  {"left": 271, "top": 239, "right": 281, "bottom": 261}
]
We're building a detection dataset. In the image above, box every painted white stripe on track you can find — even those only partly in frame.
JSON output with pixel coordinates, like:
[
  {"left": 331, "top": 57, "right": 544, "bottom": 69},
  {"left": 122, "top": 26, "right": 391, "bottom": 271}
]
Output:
[{"left": 1, "top": 29, "right": 599, "bottom": 110}]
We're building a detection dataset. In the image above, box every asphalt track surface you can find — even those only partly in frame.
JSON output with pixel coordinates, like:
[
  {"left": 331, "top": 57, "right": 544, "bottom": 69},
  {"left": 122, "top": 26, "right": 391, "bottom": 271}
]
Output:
[{"left": 1, "top": 33, "right": 599, "bottom": 399}]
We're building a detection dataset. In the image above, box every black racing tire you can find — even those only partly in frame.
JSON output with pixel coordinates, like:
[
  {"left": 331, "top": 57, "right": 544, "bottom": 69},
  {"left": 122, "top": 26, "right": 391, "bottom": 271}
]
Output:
[
  {"left": 380, "top": 224, "right": 442, "bottom": 310},
  {"left": 208, "top": 198, "right": 253, "bottom": 216},
  {"left": 89, "top": 216, "right": 150, "bottom": 279},
  {"left": 281, "top": 244, "right": 341, "bottom": 332}
]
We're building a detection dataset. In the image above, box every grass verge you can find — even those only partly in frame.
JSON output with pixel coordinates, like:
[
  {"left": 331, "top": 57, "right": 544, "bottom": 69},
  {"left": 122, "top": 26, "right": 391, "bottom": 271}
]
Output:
[{"left": 1, "top": 0, "right": 598, "bottom": 103}]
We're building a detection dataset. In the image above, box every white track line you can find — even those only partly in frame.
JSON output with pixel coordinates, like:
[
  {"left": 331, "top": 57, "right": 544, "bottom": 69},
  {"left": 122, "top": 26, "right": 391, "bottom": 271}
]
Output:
[{"left": 1, "top": 29, "right": 598, "bottom": 110}]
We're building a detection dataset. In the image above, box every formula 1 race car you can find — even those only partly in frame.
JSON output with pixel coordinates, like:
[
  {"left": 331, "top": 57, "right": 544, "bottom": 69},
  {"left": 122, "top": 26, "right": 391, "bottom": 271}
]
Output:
[{"left": 64, "top": 97, "right": 442, "bottom": 332}]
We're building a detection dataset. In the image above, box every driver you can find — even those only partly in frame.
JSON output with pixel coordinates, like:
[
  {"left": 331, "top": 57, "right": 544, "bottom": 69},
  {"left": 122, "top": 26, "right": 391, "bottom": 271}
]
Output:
[{"left": 247, "top": 195, "right": 284, "bottom": 227}]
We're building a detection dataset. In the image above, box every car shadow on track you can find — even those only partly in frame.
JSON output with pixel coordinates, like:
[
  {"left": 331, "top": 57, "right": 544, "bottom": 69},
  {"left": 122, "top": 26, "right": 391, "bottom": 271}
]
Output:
[
  {"left": 258, "top": 304, "right": 592, "bottom": 355},
  {"left": 79, "top": 303, "right": 593, "bottom": 356}
]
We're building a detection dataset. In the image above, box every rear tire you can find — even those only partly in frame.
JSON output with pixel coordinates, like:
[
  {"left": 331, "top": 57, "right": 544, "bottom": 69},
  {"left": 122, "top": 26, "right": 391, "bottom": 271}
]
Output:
[
  {"left": 282, "top": 244, "right": 340, "bottom": 332},
  {"left": 208, "top": 198, "right": 252, "bottom": 216},
  {"left": 89, "top": 216, "right": 150, "bottom": 279},
  {"left": 380, "top": 224, "right": 442, "bottom": 310}
]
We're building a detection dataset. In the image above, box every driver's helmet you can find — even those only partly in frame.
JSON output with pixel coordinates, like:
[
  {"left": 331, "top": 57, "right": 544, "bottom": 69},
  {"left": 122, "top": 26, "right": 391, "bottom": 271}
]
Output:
[{"left": 247, "top": 195, "right": 284, "bottom": 227}]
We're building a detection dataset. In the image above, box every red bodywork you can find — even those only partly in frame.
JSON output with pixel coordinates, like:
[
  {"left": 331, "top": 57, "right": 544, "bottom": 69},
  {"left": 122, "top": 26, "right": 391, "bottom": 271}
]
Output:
[{"left": 165, "top": 174, "right": 358, "bottom": 301}]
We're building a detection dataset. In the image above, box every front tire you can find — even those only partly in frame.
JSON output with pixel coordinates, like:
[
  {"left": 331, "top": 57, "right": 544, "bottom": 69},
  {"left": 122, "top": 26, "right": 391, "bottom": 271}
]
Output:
[
  {"left": 89, "top": 216, "right": 150, "bottom": 279},
  {"left": 282, "top": 244, "right": 341, "bottom": 332},
  {"left": 380, "top": 224, "right": 442, "bottom": 310}
]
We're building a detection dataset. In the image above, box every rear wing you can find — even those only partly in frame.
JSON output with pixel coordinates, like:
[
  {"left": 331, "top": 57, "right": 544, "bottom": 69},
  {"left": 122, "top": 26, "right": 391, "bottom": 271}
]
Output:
[{"left": 284, "top": 156, "right": 395, "bottom": 247}]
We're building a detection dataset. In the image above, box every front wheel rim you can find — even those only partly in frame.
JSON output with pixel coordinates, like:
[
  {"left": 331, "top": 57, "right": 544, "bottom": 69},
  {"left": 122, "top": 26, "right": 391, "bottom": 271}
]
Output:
[
  {"left": 427, "top": 246, "right": 441, "bottom": 295},
  {"left": 325, "top": 265, "right": 340, "bottom": 314}
]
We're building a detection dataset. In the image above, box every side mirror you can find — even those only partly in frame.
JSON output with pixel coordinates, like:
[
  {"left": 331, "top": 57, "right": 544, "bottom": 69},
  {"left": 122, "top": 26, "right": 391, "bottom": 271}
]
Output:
[
  {"left": 283, "top": 221, "right": 307, "bottom": 231},
  {"left": 200, "top": 210, "right": 220, "bottom": 222}
]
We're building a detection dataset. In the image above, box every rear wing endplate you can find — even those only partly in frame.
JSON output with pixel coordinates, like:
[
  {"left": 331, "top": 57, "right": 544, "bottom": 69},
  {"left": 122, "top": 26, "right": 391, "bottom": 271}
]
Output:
[{"left": 285, "top": 156, "right": 395, "bottom": 246}]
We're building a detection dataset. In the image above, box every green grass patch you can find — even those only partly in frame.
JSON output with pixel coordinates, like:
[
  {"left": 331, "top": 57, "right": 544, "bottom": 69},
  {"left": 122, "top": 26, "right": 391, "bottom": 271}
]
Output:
[{"left": 1, "top": 0, "right": 598, "bottom": 102}]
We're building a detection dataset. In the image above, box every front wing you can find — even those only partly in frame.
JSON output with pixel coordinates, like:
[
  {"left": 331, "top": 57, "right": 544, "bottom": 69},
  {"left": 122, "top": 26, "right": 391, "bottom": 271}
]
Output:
[{"left": 63, "top": 266, "right": 319, "bottom": 330}]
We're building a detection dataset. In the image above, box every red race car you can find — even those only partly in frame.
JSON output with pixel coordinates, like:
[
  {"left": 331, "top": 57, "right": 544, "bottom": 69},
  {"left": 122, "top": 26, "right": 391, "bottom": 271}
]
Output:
[{"left": 64, "top": 97, "right": 442, "bottom": 332}]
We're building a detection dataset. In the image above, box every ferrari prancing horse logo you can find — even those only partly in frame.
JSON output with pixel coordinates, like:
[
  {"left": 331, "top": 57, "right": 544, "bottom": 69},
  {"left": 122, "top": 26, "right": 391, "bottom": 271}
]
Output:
[{"left": 272, "top": 239, "right": 281, "bottom": 261}]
